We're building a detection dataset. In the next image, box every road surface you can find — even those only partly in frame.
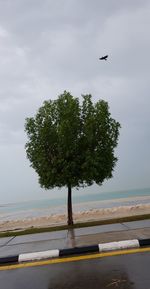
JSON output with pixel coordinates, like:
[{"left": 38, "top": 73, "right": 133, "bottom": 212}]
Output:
[{"left": 0, "top": 250, "right": 149, "bottom": 289}]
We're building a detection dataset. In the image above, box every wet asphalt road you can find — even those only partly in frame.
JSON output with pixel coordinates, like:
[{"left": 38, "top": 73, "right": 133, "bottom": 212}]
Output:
[{"left": 0, "top": 252, "right": 150, "bottom": 289}]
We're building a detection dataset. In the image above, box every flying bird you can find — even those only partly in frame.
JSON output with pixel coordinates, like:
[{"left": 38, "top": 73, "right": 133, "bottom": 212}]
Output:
[{"left": 99, "top": 55, "right": 108, "bottom": 61}]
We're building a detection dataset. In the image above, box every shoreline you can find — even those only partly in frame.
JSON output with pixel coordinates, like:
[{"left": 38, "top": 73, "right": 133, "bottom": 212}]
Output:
[{"left": 0, "top": 203, "right": 150, "bottom": 232}]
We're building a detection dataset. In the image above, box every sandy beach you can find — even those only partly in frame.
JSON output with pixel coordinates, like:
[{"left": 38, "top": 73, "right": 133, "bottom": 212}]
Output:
[{"left": 0, "top": 203, "right": 150, "bottom": 232}]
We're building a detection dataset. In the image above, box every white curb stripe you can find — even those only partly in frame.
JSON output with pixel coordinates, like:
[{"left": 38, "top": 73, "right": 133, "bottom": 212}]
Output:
[
  {"left": 98, "top": 239, "right": 139, "bottom": 252},
  {"left": 18, "top": 249, "right": 59, "bottom": 262}
]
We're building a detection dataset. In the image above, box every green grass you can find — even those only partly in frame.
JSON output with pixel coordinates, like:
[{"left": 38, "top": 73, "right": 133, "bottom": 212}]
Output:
[{"left": 0, "top": 213, "right": 150, "bottom": 238}]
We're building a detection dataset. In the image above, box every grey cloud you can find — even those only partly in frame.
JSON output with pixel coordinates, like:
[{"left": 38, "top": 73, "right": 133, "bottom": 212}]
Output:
[{"left": 0, "top": 0, "right": 150, "bottom": 202}]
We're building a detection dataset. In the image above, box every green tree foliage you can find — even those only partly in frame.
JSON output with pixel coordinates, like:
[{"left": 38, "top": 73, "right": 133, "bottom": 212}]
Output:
[{"left": 25, "top": 91, "right": 121, "bottom": 225}]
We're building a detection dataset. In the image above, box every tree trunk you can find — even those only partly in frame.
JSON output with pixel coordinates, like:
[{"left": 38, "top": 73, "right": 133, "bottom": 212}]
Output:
[{"left": 67, "top": 186, "right": 73, "bottom": 226}]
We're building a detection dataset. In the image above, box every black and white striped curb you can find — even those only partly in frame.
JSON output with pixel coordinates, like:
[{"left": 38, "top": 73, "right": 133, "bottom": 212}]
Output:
[{"left": 0, "top": 238, "right": 150, "bottom": 265}]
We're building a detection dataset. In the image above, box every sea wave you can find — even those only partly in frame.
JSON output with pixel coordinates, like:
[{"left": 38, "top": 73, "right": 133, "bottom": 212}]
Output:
[
  {"left": 0, "top": 203, "right": 150, "bottom": 232},
  {"left": 0, "top": 195, "right": 150, "bottom": 222}
]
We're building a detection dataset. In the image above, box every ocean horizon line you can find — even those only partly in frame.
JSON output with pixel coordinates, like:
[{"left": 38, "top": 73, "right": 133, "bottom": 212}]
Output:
[{"left": 1, "top": 186, "right": 150, "bottom": 206}]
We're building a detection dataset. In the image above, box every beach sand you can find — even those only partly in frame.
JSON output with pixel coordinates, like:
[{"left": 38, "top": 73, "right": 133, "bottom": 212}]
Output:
[{"left": 0, "top": 203, "right": 150, "bottom": 232}]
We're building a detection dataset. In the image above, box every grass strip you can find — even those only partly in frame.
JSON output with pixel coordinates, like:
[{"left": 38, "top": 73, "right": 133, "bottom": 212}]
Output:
[{"left": 0, "top": 213, "right": 150, "bottom": 238}]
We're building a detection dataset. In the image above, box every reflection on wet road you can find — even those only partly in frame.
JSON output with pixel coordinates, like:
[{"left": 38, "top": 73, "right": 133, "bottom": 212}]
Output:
[{"left": 0, "top": 252, "right": 149, "bottom": 289}]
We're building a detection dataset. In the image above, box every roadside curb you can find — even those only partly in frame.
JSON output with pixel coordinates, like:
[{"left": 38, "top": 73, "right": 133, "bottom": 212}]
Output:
[{"left": 0, "top": 238, "right": 150, "bottom": 265}]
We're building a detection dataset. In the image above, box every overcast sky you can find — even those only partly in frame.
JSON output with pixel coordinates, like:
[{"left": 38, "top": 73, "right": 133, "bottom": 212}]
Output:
[{"left": 0, "top": 0, "right": 150, "bottom": 204}]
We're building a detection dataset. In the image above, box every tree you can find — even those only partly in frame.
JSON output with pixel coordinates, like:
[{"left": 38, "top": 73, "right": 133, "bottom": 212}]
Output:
[{"left": 25, "top": 91, "right": 121, "bottom": 226}]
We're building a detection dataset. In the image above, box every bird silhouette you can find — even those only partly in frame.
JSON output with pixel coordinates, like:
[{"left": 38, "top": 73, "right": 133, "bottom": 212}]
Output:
[{"left": 99, "top": 55, "right": 108, "bottom": 61}]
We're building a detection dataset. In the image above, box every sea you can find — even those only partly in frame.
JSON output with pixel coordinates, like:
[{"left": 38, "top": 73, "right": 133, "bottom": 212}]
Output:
[{"left": 0, "top": 188, "right": 150, "bottom": 222}]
